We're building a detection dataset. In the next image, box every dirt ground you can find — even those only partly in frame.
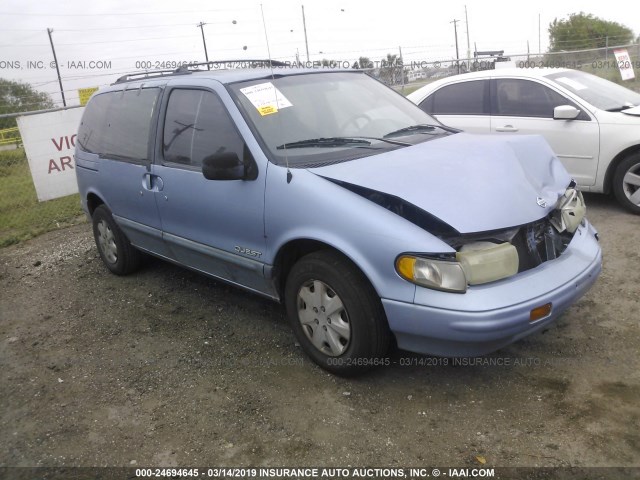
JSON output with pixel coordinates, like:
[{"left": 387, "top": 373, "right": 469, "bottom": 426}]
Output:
[{"left": 1, "top": 192, "right": 639, "bottom": 470}]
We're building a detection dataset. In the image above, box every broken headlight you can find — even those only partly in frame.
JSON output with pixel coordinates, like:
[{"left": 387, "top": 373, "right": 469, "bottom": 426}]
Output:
[{"left": 550, "top": 187, "right": 586, "bottom": 234}]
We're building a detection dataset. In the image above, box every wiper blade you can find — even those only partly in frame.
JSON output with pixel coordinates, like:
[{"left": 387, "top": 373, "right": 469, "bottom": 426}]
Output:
[
  {"left": 384, "top": 123, "right": 459, "bottom": 138},
  {"left": 277, "top": 137, "right": 372, "bottom": 150},
  {"left": 606, "top": 102, "right": 636, "bottom": 112}
]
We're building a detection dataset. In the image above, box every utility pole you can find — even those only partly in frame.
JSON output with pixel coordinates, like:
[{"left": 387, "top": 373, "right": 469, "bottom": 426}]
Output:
[
  {"left": 538, "top": 13, "right": 541, "bottom": 54},
  {"left": 464, "top": 6, "right": 471, "bottom": 71},
  {"left": 451, "top": 19, "right": 460, "bottom": 75},
  {"left": 46, "top": 28, "right": 66, "bottom": 107},
  {"left": 301, "top": 5, "right": 310, "bottom": 62},
  {"left": 197, "top": 22, "right": 210, "bottom": 70},
  {"left": 399, "top": 46, "right": 404, "bottom": 91}
]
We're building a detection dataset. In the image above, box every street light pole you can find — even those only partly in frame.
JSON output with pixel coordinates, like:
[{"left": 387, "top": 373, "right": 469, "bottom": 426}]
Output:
[
  {"left": 465, "top": 6, "right": 471, "bottom": 71},
  {"left": 538, "top": 14, "right": 542, "bottom": 54},
  {"left": 451, "top": 19, "right": 460, "bottom": 74},
  {"left": 197, "top": 22, "right": 210, "bottom": 70},
  {"left": 302, "top": 5, "right": 310, "bottom": 62}
]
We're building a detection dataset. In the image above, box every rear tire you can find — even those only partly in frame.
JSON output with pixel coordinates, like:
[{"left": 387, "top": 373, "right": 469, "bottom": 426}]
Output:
[
  {"left": 613, "top": 153, "right": 640, "bottom": 214},
  {"left": 92, "top": 205, "right": 141, "bottom": 275},
  {"left": 285, "top": 250, "right": 390, "bottom": 376}
]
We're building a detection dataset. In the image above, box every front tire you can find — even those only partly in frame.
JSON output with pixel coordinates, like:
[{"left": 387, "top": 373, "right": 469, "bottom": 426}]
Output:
[
  {"left": 285, "top": 250, "right": 390, "bottom": 376},
  {"left": 92, "top": 205, "right": 141, "bottom": 275},
  {"left": 613, "top": 153, "right": 640, "bottom": 214}
]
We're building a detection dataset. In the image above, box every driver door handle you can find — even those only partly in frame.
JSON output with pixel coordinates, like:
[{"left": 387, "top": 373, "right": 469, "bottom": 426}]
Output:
[
  {"left": 143, "top": 173, "right": 164, "bottom": 192},
  {"left": 495, "top": 125, "right": 519, "bottom": 132}
]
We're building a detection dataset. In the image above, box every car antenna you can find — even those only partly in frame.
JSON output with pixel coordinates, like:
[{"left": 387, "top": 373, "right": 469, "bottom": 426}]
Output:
[{"left": 260, "top": 3, "right": 292, "bottom": 184}]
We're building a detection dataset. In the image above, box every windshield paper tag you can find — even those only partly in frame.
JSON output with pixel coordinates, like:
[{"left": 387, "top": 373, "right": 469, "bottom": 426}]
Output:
[
  {"left": 554, "top": 77, "right": 587, "bottom": 91},
  {"left": 240, "top": 82, "right": 293, "bottom": 116}
]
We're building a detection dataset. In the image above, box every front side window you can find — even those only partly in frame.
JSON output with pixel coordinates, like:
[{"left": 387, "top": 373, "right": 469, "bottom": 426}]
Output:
[
  {"left": 162, "top": 89, "right": 246, "bottom": 168},
  {"left": 494, "top": 79, "right": 574, "bottom": 118},
  {"left": 421, "top": 80, "right": 488, "bottom": 115},
  {"left": 77, "top": 88, "right": 160, "bottom": 161}
]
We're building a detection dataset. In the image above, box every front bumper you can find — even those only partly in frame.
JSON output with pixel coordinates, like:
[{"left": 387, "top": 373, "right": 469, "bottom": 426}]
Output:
[{"left": 383, "top": 221, "right": 602, "bottom": 357}]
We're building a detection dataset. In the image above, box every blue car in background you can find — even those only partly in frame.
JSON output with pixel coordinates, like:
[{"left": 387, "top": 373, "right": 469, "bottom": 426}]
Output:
[{"left": 75, "top": 64, "right": 602, "bottom": 375}]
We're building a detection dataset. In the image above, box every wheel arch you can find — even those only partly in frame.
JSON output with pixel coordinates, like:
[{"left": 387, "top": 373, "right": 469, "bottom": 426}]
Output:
[
  {"left": 86, "top": 191, "right": 106, "bottom": 217},
  {"left": 272, "top": 238, "right": 380, "bottom": 302},
  {"left": 603, "top": 144, "right": 640, "bottom": 194}
]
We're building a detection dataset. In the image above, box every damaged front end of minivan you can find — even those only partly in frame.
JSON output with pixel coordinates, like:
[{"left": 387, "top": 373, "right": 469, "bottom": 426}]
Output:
[{"left": 310, "top": 133, "right": 602, "bottom": 356}]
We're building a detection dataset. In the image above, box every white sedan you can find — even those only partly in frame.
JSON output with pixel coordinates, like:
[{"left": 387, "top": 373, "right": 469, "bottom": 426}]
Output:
[{"left": 407, "top": 68, "right": 640, "bottom": 213}]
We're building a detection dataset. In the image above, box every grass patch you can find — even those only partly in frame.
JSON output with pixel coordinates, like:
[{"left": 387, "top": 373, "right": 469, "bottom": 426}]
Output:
[
  {"left": 395, "top": 80, "right": 437, "bottom": 96},
  {"left": 0, "top": 148, "right": 84, "bottom": 247}
]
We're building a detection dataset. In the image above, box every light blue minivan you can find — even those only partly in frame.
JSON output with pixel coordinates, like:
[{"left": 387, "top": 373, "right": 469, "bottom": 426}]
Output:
[{"left": 75, "top": 64, "right": 602, "bottom": 375}]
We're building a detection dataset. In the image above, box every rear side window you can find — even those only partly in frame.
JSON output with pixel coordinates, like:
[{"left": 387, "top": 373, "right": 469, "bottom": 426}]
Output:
[
  {"left": 162, "top": 89, "right": 245, "bottom": 168},
  {"left": 77, "top": 88, "right": 160, "bottom": 161},
  {"left": 77, "top": 94, "right": 110, "bottom": 154},
  {"left": 420, "top": 80, "right": 488, "bottom": 115}
]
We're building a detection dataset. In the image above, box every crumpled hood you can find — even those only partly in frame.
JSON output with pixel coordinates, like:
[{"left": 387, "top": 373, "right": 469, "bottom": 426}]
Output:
[{"left": 310, "top": 133, "right": 571, "bottom": 234}]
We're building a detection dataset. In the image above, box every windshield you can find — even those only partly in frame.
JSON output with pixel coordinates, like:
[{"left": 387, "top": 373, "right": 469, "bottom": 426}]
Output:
[
  {"left": 228, "top": 71, "right": 449, "bottom": 167},
  {"left": 546, "top": 70, "right": 640, "bottom": 111}
]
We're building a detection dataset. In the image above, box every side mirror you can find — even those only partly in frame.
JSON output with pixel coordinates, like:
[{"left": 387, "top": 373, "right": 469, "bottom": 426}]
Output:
[
  {"left": 202, "top": 152, "right": 245, "bottom": 180},
  {"left": 554, "top": 105, "right": 580, "bottom": 120}
]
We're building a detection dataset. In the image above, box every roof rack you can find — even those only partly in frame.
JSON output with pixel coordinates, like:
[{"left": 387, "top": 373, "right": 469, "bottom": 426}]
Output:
[
  {"left": 114, "top": 69, "right": 188, "bottom": 84},
  {"left": 114, "top": 59, "right": 289, "bottom": 84}
]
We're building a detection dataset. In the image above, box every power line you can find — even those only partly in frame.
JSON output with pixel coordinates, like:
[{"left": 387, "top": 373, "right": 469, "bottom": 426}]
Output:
[
  {"left": 0, "top": 34, "right": 200, "bottom": 48},
  {"left": 0, "top": 8, "right": 255, "bottom": 17},
  {"left": 0, "top": 20, "right": 254, "bottom": 32},
  {"left": 0, "top": 43, "right": 49, "bottom": 48},
  {"left": 57, "top": 34, "right": 199, "bottom": 46},
  {"left": 57, "top": 22, "right": 230, "bottom": 31}
]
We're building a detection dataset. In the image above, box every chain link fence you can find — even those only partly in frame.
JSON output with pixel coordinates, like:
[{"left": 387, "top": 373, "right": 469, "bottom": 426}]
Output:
[
  {"left": 383, "top": 43, "right": 640, "bottom": 94},
  {"left": 1, "top": 43, "right": 639, "bottom": 246}
]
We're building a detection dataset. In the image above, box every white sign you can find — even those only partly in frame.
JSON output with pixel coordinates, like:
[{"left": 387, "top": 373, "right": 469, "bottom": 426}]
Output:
[
  {"left": 613, "top": 49, "right": 635, "bottom": 81},
  {"left": 17, "top": 107, "right": 84, "bottom": 202},
  {"left": 240, "top": 82, "right": 293, "bottom": 116}
]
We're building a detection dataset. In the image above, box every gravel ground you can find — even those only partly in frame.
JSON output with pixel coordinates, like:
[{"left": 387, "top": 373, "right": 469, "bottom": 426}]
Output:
[{"left": 0, "top": 192, "right": 639, "bottom": 471}]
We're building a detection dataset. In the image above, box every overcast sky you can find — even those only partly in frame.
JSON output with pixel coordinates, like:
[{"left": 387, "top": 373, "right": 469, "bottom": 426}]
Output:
[{"left": 1, "top": 0, "right": 639, "bottom": 106}]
